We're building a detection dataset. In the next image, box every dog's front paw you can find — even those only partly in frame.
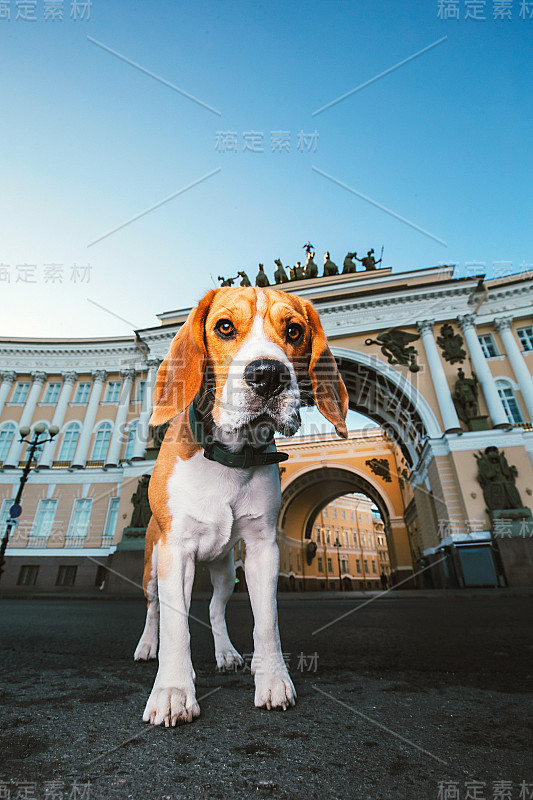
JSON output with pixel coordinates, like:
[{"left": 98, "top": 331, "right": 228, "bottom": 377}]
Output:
[
  {"left": 215, "top": 647, "right": 244, "bottom": 671},
  {"left": 134, "top": 638, "right": 157, "bottom": 661},
  {"left": 254, "top": 667, "right": 296, "bottom": 711},
  {"left": 143, "top": 686, "right": 200, "bottom": 726}
]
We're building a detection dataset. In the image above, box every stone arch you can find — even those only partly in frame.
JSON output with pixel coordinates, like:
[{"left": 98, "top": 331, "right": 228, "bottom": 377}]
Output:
[
  {"left": 279, "top": 464, "right": 412, "bottom": 582},
  {"left": 280, "top": 462, "right": 396, "bottom": 539},
  {"left": 331, "top": 347, "right": 441, "bottom": 465}
]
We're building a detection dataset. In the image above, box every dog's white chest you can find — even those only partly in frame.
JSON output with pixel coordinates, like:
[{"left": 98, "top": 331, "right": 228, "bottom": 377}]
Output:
[{"left": 165, "top": 451, "right": 280, "bottom": 561}]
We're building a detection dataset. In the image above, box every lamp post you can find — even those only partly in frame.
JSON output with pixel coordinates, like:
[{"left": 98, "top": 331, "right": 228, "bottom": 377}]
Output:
[
  {"left": 333, "top": 537, "right": 343, "bottom": 591},
  {"left": 320, "top": 519, "right": 329, "bottom": 591},
  {"left": 0, "top": 423, "right": 59, "bottom": 582}
]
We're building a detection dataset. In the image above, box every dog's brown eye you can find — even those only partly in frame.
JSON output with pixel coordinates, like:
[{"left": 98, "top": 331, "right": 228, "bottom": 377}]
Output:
[
  {"left": 215, "top": 319, "right": 236, "bottom": 338},
  {"left": 287, "top": 323, "right": 303, "bottom": 343}
]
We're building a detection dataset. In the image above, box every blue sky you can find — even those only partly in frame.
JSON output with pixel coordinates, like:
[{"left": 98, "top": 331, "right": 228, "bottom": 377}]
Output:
[{"left": 0, "top": 0, "right": 531, "bottom": 340}]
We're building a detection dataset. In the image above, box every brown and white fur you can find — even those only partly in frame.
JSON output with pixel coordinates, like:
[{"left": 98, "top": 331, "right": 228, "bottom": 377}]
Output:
[{"left": 134, "top": 287, "right": 348, "bottom": 726}]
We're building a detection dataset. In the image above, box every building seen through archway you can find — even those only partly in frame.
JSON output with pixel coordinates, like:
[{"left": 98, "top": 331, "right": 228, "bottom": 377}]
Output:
[{"left": 280, "top": 491, "right": 390, "bottom": 592}]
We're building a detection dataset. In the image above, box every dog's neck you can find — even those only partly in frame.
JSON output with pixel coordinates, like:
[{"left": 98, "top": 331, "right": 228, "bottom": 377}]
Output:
[
  {"left": 193, "top": 398, "right": 275, "bottom": 455},
  {"left": 213, "top": 418, "right": 275, "bottom": 454}
]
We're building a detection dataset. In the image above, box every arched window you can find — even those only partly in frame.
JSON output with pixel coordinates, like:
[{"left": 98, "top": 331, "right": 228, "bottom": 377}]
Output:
[
  {"left": 124, "top": 420, "right": 139, "bottom": 460},
  {"left": 0, "top": 423, "right": 16, "bottom": 462},
  {"left": 58, "top": 422, "right": 81, "bottom": 462},
  {"left": 496, "top": 380, "right": 524, "bottom": 425},
  {"left": 91, "top": 422, "right": 112, "bottom": 461}
]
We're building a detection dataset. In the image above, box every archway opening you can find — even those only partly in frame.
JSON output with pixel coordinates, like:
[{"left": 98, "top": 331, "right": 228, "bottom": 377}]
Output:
[{"left": 278, "top": 463, "right": 412, "bottom": 592}]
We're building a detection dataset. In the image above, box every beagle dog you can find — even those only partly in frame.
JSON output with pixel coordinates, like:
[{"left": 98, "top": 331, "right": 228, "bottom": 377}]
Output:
[{"left": 134, "top": 287, "right": 348, "bottom": 726}]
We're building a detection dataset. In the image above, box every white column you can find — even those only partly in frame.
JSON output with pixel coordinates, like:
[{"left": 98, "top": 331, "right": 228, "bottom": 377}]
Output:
[
  {"left": 38, "top": 372, "right": 78, "bottom": 468},
  {"left": 105, "top": 368, "right": 136, "bottom": 467},
  {"left": 4, "top": 371, "right": 47, "bottom": 468},
  {"left": 71, "top": 370, "right": 107, "bottom": 468},
  {"left": 417, "top": 320, "right": 462, "bottom": 433},
  {"left": 494, "top": 317, "right": 533, "bottom": 422},
  {"left": 132, "top": 359, "right": 160, "bottom": 460},
  {"left": 0, "top": 371, "right": 16, "bottom": 417},
  {"left": 458, "top": 315, "right": 509, "bottom": 428}
]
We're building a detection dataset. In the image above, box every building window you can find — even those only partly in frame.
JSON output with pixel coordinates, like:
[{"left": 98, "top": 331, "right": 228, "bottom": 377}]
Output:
[
  {"left": 124, "top": 421, "right": 139, "bottom": 460},
  {"left": 478, "top": 333, "right": 498, "bottom": 358},
  {"left": 104, "top": 381, "right": 121, "bottom": 403},
  {"left": 323, "top": 508, "right": 328, "bottom": 518},
  {"left": 135, "top": 380, "right": 146, "bottom": 403},
  {"left": 103, "top": 498, "right": 120, "bottom": 540},
  {"left": 58, "top": 423, "right": 81, "bottom": 461},
  {"left": 341, "top": 559, "right": 348, "bottom": 574},
  {"left": 315, "top": 528, "right": 321, "bottom": 544},
  {"left": 326, "top": 530, "right": 331, "bottom": 544},
  {"left": 341, "top": 510, "right": 346, "bottom": 520},
  {"left": 73, "top": 382, "right": 91, "bottom": 404},
  {"left": 32, "top": 499, "right": 58, "bottom": 539},
  {"left": 68, "top": 499, "right": 92, "bottom": 539},
  {"left": 17, "top": 565, "right": 39, "bottom": 586},
  {"left": 13, "top": 382, "right": 30, "bottom": 404},
  {"left": 0, "top": 497, "right": 15, "bottom": 528},
  {"left": 0, "top": 423, "right": 16, "bottom": 462},
  {"left": 327, "top": 558, "right": 333, "bottom": 573},
  {"left": 364, "top": 559, "right": 369, "bottom": 573},
  {"left": 350, "top": 511, "right": 355, "bottom": 521},
  {"left": 496, "top": 381, "right": 524, "bottom": 424},
  {"left": 372, "top": 561, "right": 377, "bottom": 574},
  {"left": 517, "top": 326, "right": 533, "bottom": 352},
  {"left": 56, "top": 565, "right": 77, "bottom": 586},
  {"left": 91, "top": 423, "right": 112, "bottom": 461},
  {"left": 317, "top": 557, "right": 323, "bottom": 573},
  {"left": 344, "top": 531, "right": 350, "bottom": 547},
  {"left": 356, "top": 559, "right": 361, "bottom": 574},
  {"left": 43, "top": 382, "right": 61, "bottom": 404},
  {"left": 332, "top": 509, "right": 337, "bottom": 519}
]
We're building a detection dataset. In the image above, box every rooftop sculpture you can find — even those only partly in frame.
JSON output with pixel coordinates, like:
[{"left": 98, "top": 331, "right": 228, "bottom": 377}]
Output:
[{"left": 217, "top": 244, "right": 386, "bottom": 287}]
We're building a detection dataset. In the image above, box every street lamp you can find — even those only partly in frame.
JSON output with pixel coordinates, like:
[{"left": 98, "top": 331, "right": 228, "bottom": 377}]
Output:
[
  {"left": 333, "top": 537, "right": 343, "bottom": 591},
  {"left": 320, "top": 523, "right": 329, "bottom": 591},
  {"left": 0, "top": 423, "right": 60, "bottom": 582}
]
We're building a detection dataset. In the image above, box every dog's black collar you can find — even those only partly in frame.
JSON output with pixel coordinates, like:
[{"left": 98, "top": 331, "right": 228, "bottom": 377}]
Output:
[{"left": 188, "top": 402, "right": 289, "bottom": 469}]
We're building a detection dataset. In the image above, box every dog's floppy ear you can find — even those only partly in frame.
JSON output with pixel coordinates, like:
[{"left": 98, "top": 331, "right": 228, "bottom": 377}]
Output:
[
  {"left": 304, "top": 300, "right": 349, "bottom": 438},
  {"left": 149, "top": 290, "right": 216, "bottom": 426}
]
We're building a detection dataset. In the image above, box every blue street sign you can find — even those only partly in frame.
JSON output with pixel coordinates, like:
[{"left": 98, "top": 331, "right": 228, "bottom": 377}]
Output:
[{"left": 9, "top": 504, "right": 22, "bottom": 518}]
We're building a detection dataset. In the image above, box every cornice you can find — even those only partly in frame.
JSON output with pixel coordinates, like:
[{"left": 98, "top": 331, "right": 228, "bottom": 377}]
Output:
[
  {"left": 311, "top": 285, "right": 480, "bottom": 337},
  {"left": 0, "top": 340, "right": 143, "bottom": 373},
  {"left": 476, "top": 282, "right": 533, "bottom": 324}
]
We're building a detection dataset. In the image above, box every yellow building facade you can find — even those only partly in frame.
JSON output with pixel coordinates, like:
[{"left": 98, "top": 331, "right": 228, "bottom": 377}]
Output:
[{"left": 1, "top": 263, "right": 532, "bottom": 593}]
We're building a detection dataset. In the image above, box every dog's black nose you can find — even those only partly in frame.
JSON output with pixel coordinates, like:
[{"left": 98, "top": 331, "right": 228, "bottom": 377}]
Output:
[{"left": 244, "top": 359, "right": 291, "bottom": 399}]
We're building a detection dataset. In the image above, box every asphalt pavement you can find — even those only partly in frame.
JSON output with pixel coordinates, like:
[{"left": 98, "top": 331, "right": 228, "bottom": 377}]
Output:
[{"left": 0, "top": 593, "right": 532, "bottom": 800}]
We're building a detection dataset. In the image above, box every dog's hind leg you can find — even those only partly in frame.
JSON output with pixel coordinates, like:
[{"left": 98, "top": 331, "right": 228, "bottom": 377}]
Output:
[
  {"left": 209, "top": 550, "right": 244, "bottom": 671},
  {"left": 134, "top": 522, "right": 160, "bottom": 661}
]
